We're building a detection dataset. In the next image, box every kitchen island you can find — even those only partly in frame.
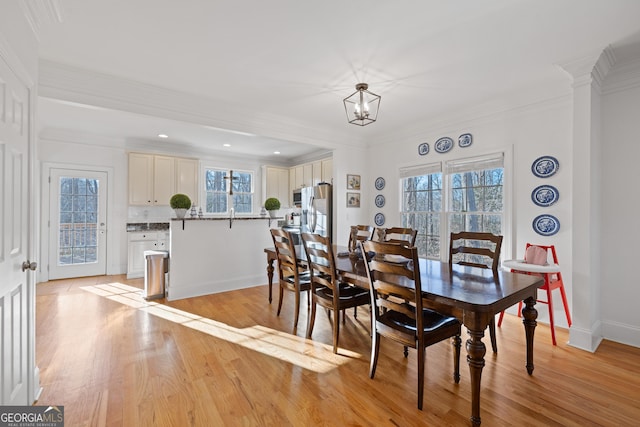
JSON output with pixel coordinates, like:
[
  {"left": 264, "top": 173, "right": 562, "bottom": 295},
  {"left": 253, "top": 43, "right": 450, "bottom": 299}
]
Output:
[{"left": 168, "top": 217, "right": 278, "bottom": 300}]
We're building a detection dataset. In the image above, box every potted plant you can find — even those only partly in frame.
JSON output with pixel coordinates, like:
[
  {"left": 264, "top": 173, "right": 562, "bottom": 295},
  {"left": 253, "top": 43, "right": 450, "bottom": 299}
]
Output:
[
  {"left": 264, "top": 197, "right": 281, "bottom": 218},
  {"left": 170, "top": 193, "right": 192, "bottom": 218}
]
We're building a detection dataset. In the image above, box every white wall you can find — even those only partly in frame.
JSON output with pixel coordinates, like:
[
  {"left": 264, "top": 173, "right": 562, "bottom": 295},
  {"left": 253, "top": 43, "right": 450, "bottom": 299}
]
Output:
[
  {"left": 601, "top": 82, "right": 640, "bottom": 347},
  {"left": 366, "top": 97, "right": 574, "bottom": 328}
]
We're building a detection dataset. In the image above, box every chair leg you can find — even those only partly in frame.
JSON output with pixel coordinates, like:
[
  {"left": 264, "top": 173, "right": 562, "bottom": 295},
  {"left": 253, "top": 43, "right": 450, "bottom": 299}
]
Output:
[
  {"left": 403, "top": 346, "right": 409, "bottom": 358},
  {"left": 489, "top": 316, "right": 498, "bottom": 353},
  {"left": 293, "top": 288, "right": 301, "bottom": 335},
  {"left": 546, "top": 286, "right": 557, "bottom": 346},
  {"left": 559, "top": 283, "right": 572, "bottom": 326},
  {"left": 306, "top": 299, "right": 317, "bottom": 339},
  {"left": 497, "top": 310, "right": 506, "bottom": 327},
  {"left": 354, "top": 306, "right": 358, "bottom": 319},
  {"left": 452, "top": 335, "right": 461, "bottom": 384},
  {"left": 369, "top": 331, "right": 380, "bottom": 379},
  {"left": 517, "top": 300, "right": 524, "bottom": 318},
  {"left": 276, "top": 285, "right": 284, "bottom": 316},
  {"left": 333, "top": 307, "right": 340, "bottom": 354},
  {"left": 417, "top": 344, "right": 426, "bottom": 410}
]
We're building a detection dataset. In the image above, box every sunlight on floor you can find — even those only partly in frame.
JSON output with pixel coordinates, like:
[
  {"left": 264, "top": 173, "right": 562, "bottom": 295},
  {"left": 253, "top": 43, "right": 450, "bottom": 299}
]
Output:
[{"left": 80, "top": 282, "right": 362, "bottom": 373}]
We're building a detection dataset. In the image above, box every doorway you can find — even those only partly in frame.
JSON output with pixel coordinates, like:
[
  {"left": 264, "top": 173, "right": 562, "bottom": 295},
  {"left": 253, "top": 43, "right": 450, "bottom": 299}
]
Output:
[{"left": 48, "top": 168, "right": 108, "bottom": 280}]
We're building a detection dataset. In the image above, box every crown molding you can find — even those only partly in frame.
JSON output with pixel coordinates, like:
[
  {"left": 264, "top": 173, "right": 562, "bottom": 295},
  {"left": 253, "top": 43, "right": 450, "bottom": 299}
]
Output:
[
  {"left": 20, "top": 0, "right": 62, "bottom": 42},
  {"left": 557, "top": 47, "right": 615, "bottom": 90},
  {"left": 38, "top": 60, "right": 363, "bottom": 149},
  {"left": 602, "top": 56, "right": 640, "bottom": 95}
]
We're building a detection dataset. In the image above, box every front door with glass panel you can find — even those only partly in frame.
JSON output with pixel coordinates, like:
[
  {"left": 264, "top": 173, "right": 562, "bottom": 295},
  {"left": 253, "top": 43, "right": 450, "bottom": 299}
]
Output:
[{"left": 48, "top": 169, "right": 108, "bottom": 279}]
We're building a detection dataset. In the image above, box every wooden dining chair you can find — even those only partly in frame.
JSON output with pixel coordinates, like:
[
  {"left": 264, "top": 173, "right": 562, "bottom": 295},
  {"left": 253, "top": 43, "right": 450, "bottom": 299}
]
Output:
[
  {"left": 270, "top": 228, "right": 312, "bottom": 334},
  {"left": 361, "top": 240, "right": 462, "bottom": 410},
  {"left": 301, "top": 232, "right": 370, "bottom": 353},
  {"left": 449, "top": 231, "right": 503, "bottom": 353},
  {"left": 348, "top": 225, "right": 375, "bottom": 252},
  {"left": 377, "top": 227, "right": 418, "bottom": 247}
]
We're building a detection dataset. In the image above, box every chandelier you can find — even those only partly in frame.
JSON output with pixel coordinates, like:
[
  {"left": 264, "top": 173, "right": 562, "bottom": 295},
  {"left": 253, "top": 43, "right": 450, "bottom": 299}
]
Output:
[{"left": 343, "top": 83, "right": 381, "bottom": 126}]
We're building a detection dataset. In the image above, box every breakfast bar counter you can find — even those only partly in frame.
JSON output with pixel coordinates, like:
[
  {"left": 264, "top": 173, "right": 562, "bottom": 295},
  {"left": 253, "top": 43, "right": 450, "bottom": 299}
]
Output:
[{"left": 167, "top": 217, "right": 277, "bottom": 300}]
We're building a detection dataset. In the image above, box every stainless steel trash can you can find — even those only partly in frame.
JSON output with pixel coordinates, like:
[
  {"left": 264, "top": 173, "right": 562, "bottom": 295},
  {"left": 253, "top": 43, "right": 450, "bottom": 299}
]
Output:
[{"left": 144, "top": 250, "right": 169, "bottom": 300}]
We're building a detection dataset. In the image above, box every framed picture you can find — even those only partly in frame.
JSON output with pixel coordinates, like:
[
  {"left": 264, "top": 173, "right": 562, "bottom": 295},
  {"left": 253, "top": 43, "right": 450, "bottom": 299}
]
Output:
[
  {"left": 347, "top": 174, "right": 361, "bottom": 190},
  {"left": 347, "top": 192, "right": 360, "bottom": 208}
]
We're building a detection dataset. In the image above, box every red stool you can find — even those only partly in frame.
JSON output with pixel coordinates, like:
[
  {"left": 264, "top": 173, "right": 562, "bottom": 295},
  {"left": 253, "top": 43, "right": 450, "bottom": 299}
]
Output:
[{"left": 498, "top": 244, "right": 572, "bottom": 345}]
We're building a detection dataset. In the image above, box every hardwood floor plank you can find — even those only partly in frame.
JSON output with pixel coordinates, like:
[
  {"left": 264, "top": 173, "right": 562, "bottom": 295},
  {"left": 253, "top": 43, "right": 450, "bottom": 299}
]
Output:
[{"left": 35, "top": 274, "right": 640, "bottom": 426}]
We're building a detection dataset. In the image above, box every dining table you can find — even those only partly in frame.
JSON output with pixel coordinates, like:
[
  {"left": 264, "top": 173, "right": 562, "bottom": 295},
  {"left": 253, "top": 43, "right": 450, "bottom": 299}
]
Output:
[{"left": 263, "top": 246, "right": 544, "bottom": 426}]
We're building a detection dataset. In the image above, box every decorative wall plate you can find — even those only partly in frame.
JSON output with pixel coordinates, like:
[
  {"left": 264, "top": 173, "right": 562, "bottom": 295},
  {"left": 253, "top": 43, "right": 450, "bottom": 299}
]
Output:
[
  {"left": 434, "top": 137, "right": 454, "bottom": 153},
  {"left": 418, "top": 142, "right": 429, "bottom": 156},
  {"left": 375, "top": 194, "right": 385, "bottom": 208},
  {"left": 458, "top": 133, "right": 473, "bottom": 147},
  {"left": 531, "top": 185, "right": 559, "bottom": 207},
  {"left": 533, "top": 214, "right": 560, "bottom": 236},
  {"left": 374, "top": 212, "right": 385, "bottom": 226},
  {"left": 531, "top": 155, "right": 559, "bottom": 178},
  {"left": 375, "top": 177, "right": 385, "bottom": 190}
]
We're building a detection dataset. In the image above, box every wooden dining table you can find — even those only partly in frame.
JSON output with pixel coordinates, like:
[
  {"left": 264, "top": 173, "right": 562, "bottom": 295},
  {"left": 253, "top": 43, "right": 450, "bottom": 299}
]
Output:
[{"left": 263, "top": 246, "right": 544, "bottom": 426}]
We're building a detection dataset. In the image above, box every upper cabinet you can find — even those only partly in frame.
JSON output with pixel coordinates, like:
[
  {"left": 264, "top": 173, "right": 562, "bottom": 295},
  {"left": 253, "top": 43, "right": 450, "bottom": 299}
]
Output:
[
  {"left": 263, "top": 166, "right": 290, "bottom": 207},
  {"left": 128, "top": 153, "right": 199, "bottom": 206},
  {"left": 320, "top": 158, "right": 332, "bottom": 184}
]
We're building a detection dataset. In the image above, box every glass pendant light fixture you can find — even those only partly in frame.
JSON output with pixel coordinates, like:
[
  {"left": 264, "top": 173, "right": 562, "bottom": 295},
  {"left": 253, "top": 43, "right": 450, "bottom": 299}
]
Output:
[{"left": 343, "top": 83, "right": 381, "bottom": 126}]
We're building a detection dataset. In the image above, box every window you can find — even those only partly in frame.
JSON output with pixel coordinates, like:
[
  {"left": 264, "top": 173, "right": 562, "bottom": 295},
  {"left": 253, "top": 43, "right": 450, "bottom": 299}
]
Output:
[
  {"left": 401, "top": 153, "right": 504, "bottom": 259},
  {"left": 204, "top": 168, "right": 254, "bottom": 214}
]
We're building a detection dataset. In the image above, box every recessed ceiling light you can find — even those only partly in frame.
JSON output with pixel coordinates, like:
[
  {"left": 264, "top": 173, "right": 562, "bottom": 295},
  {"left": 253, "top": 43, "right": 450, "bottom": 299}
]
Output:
[
  {"left": 274, "top": 151, "right": 280, "bottom": 154},
  {"left": 158, "top": 134, "right": 168, "bottom": 138},
  {"left": 223, "top": 144, "right": 231, "bottom": 147}
]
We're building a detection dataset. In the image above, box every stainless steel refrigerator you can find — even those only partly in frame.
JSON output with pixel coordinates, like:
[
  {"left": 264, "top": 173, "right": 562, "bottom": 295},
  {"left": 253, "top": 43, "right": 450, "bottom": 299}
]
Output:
[{"left": 300, "top": 182, "right": 332, "bottom": 243}]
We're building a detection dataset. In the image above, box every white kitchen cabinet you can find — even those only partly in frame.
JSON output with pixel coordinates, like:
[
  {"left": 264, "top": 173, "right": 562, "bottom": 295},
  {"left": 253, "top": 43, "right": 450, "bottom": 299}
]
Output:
[
  {"left": 175, "top": 157, "right": 199, "bottom": 206},
  {"left": 153, "top": 155, "right": 175, "bottom": 206},
  {"left": 312, "top": 161, "right": 322, "bottom": 185},
  {"left": 127, "top": 231, "right": 169, "bottom": 278},
  {"left": 303, "top": 163, "right": 313, "bottom": 187},
  {"left": 321, "top": 158, "right": 333, "bottom": 184},
  {"left": 264, "top": 166, "right": 290, "bottom": 207},
  {"left": 128, "top": 153, "right": 199, "bottom": 206}
]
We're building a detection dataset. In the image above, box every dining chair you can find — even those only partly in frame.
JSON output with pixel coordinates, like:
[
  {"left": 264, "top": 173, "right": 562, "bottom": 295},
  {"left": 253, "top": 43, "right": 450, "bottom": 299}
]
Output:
[
  {"left": 301, "top": 232, "right": 370, "bottom": 353},
  {"left": 270, "top": 228, "right": 312, "bottom": 334},
  {"left": 361, "top": 240, "right": 462, "bottom": 410},
  {"left": 348, "top": 225, "right": 375, "bottom": 252},
  {"left": 498, "top": 243, "right": 572, "bottom": 345},
  {"left": 449, "top": 231, "right": 503, "bottom": 353},
  {"left": 376, "top": 227, "right": 418, "bottom": 247}
]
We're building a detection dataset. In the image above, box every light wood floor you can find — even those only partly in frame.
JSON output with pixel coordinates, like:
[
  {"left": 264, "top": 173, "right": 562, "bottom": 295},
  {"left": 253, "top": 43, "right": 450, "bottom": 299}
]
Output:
[{"left": 35, "top": 275, "right": 640, "bottom": 426}]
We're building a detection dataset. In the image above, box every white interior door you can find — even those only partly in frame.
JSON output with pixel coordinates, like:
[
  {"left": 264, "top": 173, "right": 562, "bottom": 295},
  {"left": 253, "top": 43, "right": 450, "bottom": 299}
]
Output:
[
  {"left": 0, "top": 53, "right": 31, "bottom": 405},
  {"left": 48, "top": 169, "right": 108, "bottom": 279}
]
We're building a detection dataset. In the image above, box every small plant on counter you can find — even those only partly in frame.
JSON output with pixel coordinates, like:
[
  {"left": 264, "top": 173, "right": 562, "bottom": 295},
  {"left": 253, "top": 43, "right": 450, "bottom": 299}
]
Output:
[
  {"left": 264, "top": 197, "right": 281, "bottom": 211},
  {"left": 170, "top": 193, "right": 192, "bottom": 209},
  {"left": 170, "top": 193, "right": 191, "bottom": 219}
]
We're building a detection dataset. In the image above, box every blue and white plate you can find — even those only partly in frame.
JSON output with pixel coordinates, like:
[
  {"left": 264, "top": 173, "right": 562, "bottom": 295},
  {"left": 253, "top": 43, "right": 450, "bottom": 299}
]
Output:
[
  {"left": 418, "top": 142, "right": 429, "bottom": 156},
  {"left": 374, "top": 212, "right": 385, "bottom": 227},
  {"left": 458, "top": 133, "right": 472, "bottom": 147},
  {"left": 531, "top": 185, "right": 559, "bottom": 207},
  {"left": 375, "top": 177, "right": 385, "bottom": 191},
  {"left": 375, "top": 194, "right": 385, "bottom": 208},
  {"left": 533, "top": 214, "right": 560, "bottom": 236},
  {"left": 531, "top": 156, "right": 559, "bottom": 178},
  {"left": 434, "top": 137, "right": 454, "bottom": 153}
]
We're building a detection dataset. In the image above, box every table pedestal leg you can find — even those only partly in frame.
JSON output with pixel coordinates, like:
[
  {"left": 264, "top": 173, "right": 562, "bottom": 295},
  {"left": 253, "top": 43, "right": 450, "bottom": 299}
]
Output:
[
  {"left": 466, "top": 325, "right": 486, "bottom": 426},
  {"left": 266, "top": 258, "right": 274, "bottom": 303},
  {"left": 522, "top": 296, "right": 538, "bottom": 374}
]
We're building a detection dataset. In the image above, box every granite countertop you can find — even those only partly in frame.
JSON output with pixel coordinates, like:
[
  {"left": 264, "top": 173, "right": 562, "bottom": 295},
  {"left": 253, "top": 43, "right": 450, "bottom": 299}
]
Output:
[
  {"left": 126, "top": 222, "right": 170, "bottom": 232},
  {"left": 170, "top": 216, "right": 280, "bottom": 221}
]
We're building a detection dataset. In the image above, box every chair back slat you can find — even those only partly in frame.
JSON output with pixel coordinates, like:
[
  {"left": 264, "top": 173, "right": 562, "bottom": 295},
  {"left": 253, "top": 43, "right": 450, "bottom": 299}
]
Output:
[
  {"left": 449, "top": 231, "right": 503, "bottom": 271},
  {"left": 377, "top": 227, "right": 418, "bottom": 247},
  {"left": 301, "top": 232, "right": 338, "bottom": 294},
  {"left": 348, "top": 225, "right": 375, "bottom": 252}
]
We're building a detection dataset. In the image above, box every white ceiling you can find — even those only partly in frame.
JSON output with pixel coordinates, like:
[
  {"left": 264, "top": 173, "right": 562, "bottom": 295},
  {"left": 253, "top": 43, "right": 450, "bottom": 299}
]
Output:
[{"left": 34, "top": 0, "right": 640, "bottom": 162}]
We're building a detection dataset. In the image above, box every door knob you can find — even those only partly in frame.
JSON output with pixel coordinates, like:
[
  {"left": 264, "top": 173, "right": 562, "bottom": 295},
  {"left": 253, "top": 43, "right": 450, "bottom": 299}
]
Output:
[{"left": 22, "top": 260, "right": 37, "bottom": 272}]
